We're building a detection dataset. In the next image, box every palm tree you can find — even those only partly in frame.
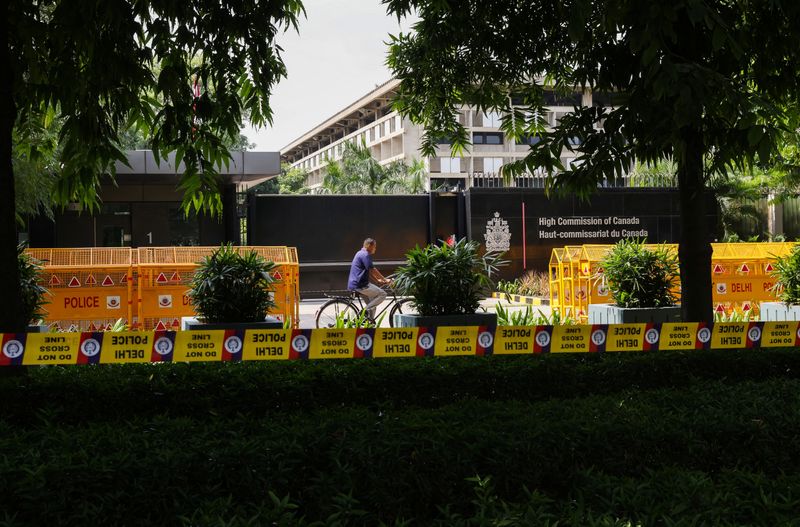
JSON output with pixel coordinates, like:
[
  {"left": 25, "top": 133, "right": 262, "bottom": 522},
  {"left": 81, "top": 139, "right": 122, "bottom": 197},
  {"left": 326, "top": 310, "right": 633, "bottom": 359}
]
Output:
[
  {"left": 321, "top": 139, "right": 428, "bottom": 194},
  {"left": 402, "top": 158, "right": 428, "bottom": 194}
]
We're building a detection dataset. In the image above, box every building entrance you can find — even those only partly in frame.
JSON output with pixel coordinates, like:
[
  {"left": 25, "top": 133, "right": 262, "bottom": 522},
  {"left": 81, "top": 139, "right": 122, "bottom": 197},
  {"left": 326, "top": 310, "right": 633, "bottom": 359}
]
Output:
[{"left": 95, "top": 204, "right": 132, "bottom": 247}]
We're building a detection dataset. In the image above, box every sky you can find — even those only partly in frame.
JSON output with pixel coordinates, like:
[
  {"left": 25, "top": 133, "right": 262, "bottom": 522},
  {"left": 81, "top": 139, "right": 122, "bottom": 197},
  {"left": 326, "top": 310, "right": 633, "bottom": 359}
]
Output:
[{"left": 243, "top": 0, "right": 415, "bottom": 152}]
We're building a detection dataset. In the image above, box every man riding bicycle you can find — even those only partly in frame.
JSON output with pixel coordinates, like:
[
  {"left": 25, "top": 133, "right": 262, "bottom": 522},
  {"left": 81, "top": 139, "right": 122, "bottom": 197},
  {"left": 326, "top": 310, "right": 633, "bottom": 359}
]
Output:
[{"left": 347, "top": 237, "right": 391, "bottom": 320}]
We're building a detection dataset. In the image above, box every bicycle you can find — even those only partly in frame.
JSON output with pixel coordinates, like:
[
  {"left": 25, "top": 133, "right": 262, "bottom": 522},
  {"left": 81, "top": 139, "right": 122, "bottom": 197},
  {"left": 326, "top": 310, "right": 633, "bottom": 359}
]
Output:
[{"left": 315, "top": 287, "right": 417, "bottom": 328}]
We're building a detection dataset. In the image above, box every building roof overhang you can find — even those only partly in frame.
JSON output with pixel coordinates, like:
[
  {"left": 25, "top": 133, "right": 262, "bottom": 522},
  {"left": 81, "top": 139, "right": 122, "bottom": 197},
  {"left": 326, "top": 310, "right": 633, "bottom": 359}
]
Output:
[{"left": 280, "top": 78, "right": 400, "bottom": 163}]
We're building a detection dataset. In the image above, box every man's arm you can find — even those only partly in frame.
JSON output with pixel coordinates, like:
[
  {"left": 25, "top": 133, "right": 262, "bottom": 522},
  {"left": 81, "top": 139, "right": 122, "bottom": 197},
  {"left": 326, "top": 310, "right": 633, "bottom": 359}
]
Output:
[{"left": 369, "top": 267, "right": 391, "bottom": 286}]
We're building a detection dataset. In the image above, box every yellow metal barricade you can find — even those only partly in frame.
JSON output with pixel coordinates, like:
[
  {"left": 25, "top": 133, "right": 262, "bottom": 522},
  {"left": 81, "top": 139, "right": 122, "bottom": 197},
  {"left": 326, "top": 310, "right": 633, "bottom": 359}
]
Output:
[
  {"left": 137, "top": 246, "right": 300, "bottom": 329},
  {"left": 578, "top": 245, "right": 613, "bottom": 319},
  {"left": 26, "top": 248, "right": 135, "bottom": 331},
  {"left": 550, "top": 242, "right": 793, "bottom": 319},
  {"left": 549, "top": 248, "right": 565, "bottom": 314},
  {"left": 547, "top": 246, "right": 583, "bottom": 318},
  {"left": 709, "top": 242, "right": 792, "bottom": 316},
  {"left": 563, "top": 246, "right": 585, "bottom": 318}
]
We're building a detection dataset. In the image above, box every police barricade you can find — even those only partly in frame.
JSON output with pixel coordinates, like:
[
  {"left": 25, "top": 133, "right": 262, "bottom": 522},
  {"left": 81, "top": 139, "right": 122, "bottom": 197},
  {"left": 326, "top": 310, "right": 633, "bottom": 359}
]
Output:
[
  {"left": 548, "top": 246, "right": 583, "bottom": 319},
  {"left": 577, "top": 245, "right": 613, "bottom": 320},
  {"left": 26, "top": 248, "right": 135, "bottom": 331},
  {"left": 4, "top": 322, "right": 800, "bottom": 366},
  {"left": 136, "top": 246, "right": 300, "bottom": 330},
  {"left": 551, "top": 242, "right": 794, "bottom": 319},
  {"left": 548, "top": 248, "right": 565, "bottom": 312},
  {"left": 710, "top": 242, "right": 792, "bottom": 317},
  {"left": 575, "top": 244, "right": 680, "bottom": 322}
]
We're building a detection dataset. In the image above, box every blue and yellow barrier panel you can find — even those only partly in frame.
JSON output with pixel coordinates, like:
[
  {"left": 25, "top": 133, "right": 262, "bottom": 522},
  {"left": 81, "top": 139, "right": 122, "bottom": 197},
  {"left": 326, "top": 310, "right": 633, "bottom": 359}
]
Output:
[{"left": 2, "top": 322, "right": 799, "bottom": 366}]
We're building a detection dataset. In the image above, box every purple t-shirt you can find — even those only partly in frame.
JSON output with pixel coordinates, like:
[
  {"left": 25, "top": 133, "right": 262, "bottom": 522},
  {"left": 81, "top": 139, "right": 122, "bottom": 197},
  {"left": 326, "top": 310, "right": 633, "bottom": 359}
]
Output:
[{"left": 348, "top": 248, "right": 374, "bottom": 290}]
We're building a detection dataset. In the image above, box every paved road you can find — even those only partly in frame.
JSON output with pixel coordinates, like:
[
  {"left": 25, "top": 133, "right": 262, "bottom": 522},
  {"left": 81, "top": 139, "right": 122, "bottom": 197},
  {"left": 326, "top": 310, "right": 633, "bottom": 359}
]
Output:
[{"left": 297, "top": 297, "right": 551, "bottom": 328}]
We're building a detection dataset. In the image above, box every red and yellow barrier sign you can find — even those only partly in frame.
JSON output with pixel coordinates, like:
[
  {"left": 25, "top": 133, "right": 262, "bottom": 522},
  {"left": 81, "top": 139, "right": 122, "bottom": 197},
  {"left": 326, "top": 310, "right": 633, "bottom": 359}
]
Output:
[
  {"left": 26, "top": 246, "right": 301, "bottom": 330},
  {"left": 6, "top": 322, "right": 798, "bottom": 366},
  {"left": 551, "top": 242, "right": 793, "bottom": 321}
]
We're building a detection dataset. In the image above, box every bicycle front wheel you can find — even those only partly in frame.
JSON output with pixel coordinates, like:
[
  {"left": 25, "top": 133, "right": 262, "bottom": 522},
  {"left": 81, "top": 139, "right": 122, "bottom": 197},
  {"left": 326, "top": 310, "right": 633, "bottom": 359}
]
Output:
[
  {"left": 316, "top": 299, "right": 360, "bottom": 329},
  {"left": 389, "top": 298, "right": 418, "bottom": 327}
]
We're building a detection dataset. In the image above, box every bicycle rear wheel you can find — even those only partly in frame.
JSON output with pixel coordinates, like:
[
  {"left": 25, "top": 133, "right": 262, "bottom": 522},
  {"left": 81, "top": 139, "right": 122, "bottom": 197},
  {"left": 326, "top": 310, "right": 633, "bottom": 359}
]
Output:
[
  {"left": 389, "top": 298, "right": 418, "bottom": 327},
  {"left": 316, "top": 299, "right": 360, "bottom": 328}
]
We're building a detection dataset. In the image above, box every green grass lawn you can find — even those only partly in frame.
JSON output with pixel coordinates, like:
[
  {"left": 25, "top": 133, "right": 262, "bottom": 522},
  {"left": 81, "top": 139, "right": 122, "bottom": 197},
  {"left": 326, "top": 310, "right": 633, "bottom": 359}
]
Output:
[{"left": 3, "top": 350, "right": 800, "bottom": 526}]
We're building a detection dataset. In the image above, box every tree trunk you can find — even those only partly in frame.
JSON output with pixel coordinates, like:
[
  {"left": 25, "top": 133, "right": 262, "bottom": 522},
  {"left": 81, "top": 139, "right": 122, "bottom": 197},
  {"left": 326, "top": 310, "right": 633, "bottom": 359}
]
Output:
[
  {"left": 0, "top": 8, "right": 23, "bottom": 334},
  {"left": 677, "top": 127, "right": 713, "bottom": 322}
]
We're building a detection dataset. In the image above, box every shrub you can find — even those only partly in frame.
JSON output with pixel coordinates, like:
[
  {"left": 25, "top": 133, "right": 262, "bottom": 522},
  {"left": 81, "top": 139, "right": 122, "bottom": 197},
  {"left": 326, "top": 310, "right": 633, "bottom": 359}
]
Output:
[
  {"left": 771, "top": 243, "right": 800, "bottom": 304},
  {"left": 496, "top": 279, "right": 520, "bottom": 295},
  {"left": 393, "top": 238, "right": 506, "bottom": 316},
  {"left": 188, "top": 244, "right": 276, "bottom": 323},
  {"left": 518, "top": 270, "right": 549, "bottom": 297},
  {"left": 4, "top": 355, "right": 800, "bottom": 525},
  {"left": 599, "top": 239, "right": 678, "bottom": 308},
  {"left": 18, "top": 244, "right": 48, "bottom": 324}
]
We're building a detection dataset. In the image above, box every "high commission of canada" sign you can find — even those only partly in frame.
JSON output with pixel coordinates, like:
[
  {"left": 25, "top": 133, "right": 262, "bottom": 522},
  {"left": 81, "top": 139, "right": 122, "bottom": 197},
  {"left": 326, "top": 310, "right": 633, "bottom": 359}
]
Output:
[{"left": 537, "top": 216, "right": 649, "bottom": 241}]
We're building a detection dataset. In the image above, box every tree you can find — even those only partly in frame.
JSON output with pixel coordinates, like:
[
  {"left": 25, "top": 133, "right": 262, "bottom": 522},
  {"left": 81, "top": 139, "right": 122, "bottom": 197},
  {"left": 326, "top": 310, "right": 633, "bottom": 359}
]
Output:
[
  {"left": 321, "top": 140, "right": 427, "bottom": 194},
  {"left": 629, "top": 157, "right": 781, "bottom": 241},
  {"left": 278, "top": 164, "right": 310, "bottom": 194},
  {"left": 385, "top": 0, "right": 800, "bottom": 322},
  {"left": 2, "top": 0, "right": 304, "bottom": 331},
  {"left": 13, "top": 109, "right": 61, "bottom": 223}
]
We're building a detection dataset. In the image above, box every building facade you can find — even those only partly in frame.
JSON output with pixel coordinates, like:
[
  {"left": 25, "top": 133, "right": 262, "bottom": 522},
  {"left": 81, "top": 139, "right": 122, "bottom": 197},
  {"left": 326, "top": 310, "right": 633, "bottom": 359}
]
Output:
[
  {"left": 27, "top": 150, "right": 280, "bottom": 248},
  {"left": 281, "top": 78, "right": 610, "bottom": 192}
]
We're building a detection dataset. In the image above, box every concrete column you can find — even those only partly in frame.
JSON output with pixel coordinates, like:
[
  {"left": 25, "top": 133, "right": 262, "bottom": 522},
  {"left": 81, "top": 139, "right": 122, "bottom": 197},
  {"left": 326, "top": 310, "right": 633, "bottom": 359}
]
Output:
[{"left": 767, "top": 192, "right": 784, "bottom": 239}]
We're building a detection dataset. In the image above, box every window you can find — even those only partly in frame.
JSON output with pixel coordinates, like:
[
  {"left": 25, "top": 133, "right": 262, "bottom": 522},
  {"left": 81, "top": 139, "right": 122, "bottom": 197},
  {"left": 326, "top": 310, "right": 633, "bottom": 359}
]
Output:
[
  {"left": 543, "top": 90, "right": 582, "bottom": 106},
  {"left": 482, "top": 112, "right": 502, "bottom": 128},
  {"left": 517, "top": 135, "right": 541, "bottom": 146},
  {"left": 440, "top": 157, "right": 461, "bottom": 173},
  {"left": 430, "top": 178, "right": 464, "bottom": 192},
  {"left": 483, "top": 157, "right": 503, "bottom": 174},
  {"left": 168, "top": 205, "right": 200, "bottom": 246},
  {"left": 592, "top": 91, "right": 625, "bottom": 107},
  {"left": 473, "top": 132, "right": 504, "bottom": 145}
]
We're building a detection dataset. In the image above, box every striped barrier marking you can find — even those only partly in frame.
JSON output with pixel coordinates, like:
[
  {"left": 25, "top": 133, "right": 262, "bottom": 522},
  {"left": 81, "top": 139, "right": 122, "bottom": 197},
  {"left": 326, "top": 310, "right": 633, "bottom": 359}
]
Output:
[{"left": 2, "top": 322, "right": 798, "bottom": 366}]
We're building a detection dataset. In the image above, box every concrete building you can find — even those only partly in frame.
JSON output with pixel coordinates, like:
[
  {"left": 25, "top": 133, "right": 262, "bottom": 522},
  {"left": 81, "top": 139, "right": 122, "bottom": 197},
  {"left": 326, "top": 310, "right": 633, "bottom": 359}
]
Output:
[
  {"left": 281, "top": 78, "right": 606, "bottom": 191},
  {"left": 27, "top": 150, "right": 280, "bottom": 248}
]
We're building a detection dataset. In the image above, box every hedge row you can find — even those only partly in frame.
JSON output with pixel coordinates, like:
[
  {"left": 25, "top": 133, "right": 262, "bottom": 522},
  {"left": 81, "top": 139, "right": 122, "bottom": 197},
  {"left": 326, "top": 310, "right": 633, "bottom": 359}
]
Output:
[
  {"left": 3, "top": 348, "right": 800, "bottom": 424},
  {"left": 2, "top": 351, "right": 800, "bottom": 524}
]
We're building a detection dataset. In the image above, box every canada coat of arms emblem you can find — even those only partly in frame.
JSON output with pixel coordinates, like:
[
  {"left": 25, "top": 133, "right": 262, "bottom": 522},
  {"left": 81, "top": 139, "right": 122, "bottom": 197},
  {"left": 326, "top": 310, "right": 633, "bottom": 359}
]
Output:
[{"left": 484, "top": 212, "right": 511, "bottom": 252}]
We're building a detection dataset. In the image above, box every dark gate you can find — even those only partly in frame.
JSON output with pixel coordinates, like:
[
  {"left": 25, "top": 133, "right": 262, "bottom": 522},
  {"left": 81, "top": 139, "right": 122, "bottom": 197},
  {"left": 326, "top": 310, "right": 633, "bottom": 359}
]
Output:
[
  {"left": 248, "top": 189, "right": 719, "bottom": 296},
  {"left": 247, "top": 194, "right": 463, "bottom": 296}
]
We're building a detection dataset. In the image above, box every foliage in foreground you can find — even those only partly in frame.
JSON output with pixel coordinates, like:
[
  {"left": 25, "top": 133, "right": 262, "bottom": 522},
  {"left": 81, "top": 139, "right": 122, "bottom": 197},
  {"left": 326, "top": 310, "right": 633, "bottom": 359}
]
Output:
[
  {"left": 393, "top": 238, "right": 506, "bottom": 316},
  {"left": 188, "top": 244, "right": 276, "bottom": 323},
  {"left": 497, "top": 270, "right": 550, "bottom": 297},
  {"left": 599, "top": 239, "right": 679, "bottom": 308},
  {"left": 3, "top": 350, "right": 800, "bottom": 524},
  {"left": 771, "top": 243, "right": 800, "bottom": 304},
  {"left": 17, "top": 244, "right": 48, "bottom": 325}
]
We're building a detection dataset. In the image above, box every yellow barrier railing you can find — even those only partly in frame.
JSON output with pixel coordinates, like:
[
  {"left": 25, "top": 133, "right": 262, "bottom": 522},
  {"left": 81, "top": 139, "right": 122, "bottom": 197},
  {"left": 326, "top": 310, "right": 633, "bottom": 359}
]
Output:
[
  {"left": 550, "top": 242, "right": 794, "bottom": 320},
  {"left": 26, "top": 246, "right": 300, "bottom": 330}
]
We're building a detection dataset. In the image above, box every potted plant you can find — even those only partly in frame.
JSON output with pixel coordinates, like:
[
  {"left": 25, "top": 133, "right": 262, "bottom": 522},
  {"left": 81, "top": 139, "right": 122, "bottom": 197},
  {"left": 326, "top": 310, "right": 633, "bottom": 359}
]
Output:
[
  {"left": 19, "top": 244, "right": 49, "bottom": 332},
  {"left": 761, "top": 243, "right": 800, "bottom": 321},
  {"left": 392, "top": 238, "right": 505, "bottom": 327},
  {"left": 183, "top": 244, "right": 282, "bottom": 330},
  {"left": 588, "top": 239, "right": 682, "bottom": 323}
]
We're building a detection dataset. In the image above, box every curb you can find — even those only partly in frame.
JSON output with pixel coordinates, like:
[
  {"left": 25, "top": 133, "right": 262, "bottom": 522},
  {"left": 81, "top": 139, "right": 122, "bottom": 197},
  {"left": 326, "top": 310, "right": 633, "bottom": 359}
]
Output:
[{"left": 491, "top": 292, "right": 550, "bottom": 306}]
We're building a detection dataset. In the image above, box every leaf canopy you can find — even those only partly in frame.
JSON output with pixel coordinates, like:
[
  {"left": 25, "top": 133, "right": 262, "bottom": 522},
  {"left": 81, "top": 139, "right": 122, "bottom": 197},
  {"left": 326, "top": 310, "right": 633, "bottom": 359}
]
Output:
[
  {"left": 384, "top": 0, "right": 800, "bottom": 198},
  {"left": 9, "top": 0, "right": 305, "bottom": 214}
]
